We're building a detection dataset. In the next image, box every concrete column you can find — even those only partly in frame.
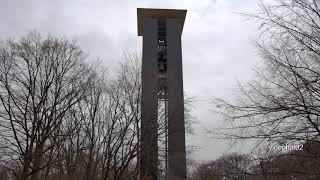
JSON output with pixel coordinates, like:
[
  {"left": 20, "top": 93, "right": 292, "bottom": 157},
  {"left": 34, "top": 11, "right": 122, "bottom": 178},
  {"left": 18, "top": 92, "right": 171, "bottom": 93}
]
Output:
[
  {"left": 140, "top": 18, "right": 159, "bottom": 180},
  {"left": 166, "top": 19, "right": 187, "bottom": 180}
]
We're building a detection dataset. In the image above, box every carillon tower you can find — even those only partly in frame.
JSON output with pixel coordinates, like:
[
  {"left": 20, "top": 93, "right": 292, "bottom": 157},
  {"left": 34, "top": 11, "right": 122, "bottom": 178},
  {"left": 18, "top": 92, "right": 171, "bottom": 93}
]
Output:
[{"left": 137, "top": 8, "right": 187, "bottom": 180}]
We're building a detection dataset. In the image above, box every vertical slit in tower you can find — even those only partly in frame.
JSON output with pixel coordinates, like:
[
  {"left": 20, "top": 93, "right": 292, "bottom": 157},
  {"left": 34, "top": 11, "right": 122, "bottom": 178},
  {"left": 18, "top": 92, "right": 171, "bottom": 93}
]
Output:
[
  {"left": 158, "top": 20, "right": 167, "bottom": 100},
  {"left": 157, "top": 20, "right": 168, "bottom": 180}
]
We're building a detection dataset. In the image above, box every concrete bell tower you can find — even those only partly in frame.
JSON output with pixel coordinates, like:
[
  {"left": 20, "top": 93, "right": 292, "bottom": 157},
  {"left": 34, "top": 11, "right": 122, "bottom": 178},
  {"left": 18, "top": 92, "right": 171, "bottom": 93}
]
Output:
[{"left": 137, "top": 8, "right": 187, "bottom": 180}]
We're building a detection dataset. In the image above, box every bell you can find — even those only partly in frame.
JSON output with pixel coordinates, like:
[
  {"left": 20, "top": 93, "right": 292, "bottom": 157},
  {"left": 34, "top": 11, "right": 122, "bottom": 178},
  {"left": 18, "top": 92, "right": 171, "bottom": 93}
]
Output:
[{"left": 159, "top": 62, "right": 165, "bottom": 71}]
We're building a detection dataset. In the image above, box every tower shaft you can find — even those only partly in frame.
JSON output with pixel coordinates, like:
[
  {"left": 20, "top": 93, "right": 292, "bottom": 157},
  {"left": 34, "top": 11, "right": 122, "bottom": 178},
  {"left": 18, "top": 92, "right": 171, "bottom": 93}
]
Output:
[{"left": 167, "top": 19, "right": 187, "bottom": 180}]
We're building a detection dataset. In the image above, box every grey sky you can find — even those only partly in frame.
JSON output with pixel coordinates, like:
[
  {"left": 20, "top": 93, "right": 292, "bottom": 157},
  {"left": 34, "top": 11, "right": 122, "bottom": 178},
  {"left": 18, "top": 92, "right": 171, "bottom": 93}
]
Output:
[{"left": 0, "top": 0, "right": 261, "bottom": 161}]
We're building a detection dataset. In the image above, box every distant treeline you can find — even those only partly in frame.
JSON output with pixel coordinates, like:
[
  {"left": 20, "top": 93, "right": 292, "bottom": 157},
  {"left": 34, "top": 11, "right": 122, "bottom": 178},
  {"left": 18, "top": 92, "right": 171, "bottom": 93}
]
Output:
[{"left": 189, "top": 140, "right": 320, "bottom": 180}]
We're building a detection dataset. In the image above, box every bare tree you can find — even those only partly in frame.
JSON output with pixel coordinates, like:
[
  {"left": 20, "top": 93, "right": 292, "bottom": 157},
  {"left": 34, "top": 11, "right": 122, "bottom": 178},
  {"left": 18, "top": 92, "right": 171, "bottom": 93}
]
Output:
[
  {"left": 210, "top": 0, "right": 320, "bottom": 178},
  {"left": 0, "top": 32, "right": 94, "bottom": 180},
  {"left": 99, "top": 53, "right": 141, "bottom": 180},
  {"left": 212, "top": 0, "right": 320, "bottom": 150}
]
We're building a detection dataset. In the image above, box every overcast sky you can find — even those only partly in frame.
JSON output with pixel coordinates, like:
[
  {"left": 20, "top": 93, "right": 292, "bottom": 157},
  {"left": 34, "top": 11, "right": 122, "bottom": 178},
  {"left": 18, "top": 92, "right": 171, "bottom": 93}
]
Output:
[{"left": 0, "top": 0, "right": 262, "bottom": 162}]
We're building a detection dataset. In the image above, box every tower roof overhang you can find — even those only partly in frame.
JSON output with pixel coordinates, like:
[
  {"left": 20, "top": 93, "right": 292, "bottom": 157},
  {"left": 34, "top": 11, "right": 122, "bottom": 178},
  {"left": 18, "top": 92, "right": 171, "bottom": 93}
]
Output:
[{"left": 137, "top": 8, "right": 187, "bottom": 36}]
